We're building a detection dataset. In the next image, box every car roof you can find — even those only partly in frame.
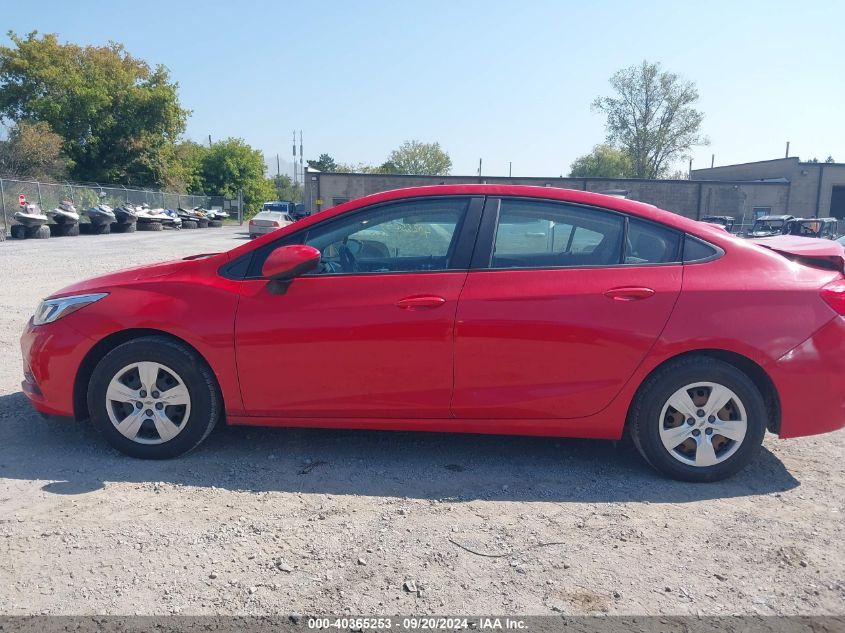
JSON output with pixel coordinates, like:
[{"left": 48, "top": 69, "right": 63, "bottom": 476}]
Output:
[
  {"left": 229, "top": 184, "right": 736, "bottom": 258},
  {"left": 792, "top": 217, "right": 836, "bottom": 223},
  {"left": 757, "top": 215, "right": 793, "bottom": 221}
]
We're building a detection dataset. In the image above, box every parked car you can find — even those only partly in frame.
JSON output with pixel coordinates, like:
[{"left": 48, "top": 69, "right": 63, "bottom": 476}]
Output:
[
  {"left": 785, "top": 217, "right": 839, "bottom": 240},
  {"left": 747, "top": 215, "right": 794, "bottom": 237},
  {"left": 700, "top": 215, "right": 735, "bottom": 232},
  {"left": 248, "top": 210, "right": 295, "bottom": 238},
  {"left": 262, "top": 200, "right": 296, "bottom": 214},
  {"left": 20, "top": 185, "right": 845, "bottom": 482},
  {"left": 293, "top": 203, "right": 308, "bottom": 220},
  {"left": 838, "top": 235, "right": 845, "bottom": 247}
]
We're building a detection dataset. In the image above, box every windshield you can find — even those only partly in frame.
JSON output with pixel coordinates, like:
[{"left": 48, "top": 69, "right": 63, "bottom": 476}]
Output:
[
  {"left": 753, "top": 219, "right": 783, "bottom": 232},
  {"left": 263, "top": 203, "right": 291, "bottom": 212}
]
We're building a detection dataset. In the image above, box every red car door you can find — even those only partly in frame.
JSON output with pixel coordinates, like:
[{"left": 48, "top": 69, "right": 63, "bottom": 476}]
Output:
[
  {"left": 235, "top": 196, "right": 481, "bottom": 418},
  {"left": 452, "top": 197, "right": 683, "bottom": 419}
]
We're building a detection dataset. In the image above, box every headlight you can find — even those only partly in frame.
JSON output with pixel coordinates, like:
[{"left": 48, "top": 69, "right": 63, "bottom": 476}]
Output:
[{"left": 33, "top": 293, "right": 108, "bottom": 326}]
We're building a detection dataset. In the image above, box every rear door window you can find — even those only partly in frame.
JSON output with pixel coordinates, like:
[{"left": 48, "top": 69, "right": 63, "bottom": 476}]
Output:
[{"left": 492, "top": 199, "right": 625, "bottom": 268}]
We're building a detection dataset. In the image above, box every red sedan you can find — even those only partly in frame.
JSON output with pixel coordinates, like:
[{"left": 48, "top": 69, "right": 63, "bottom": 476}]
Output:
[{"left": 20, "top": 185, "right": 845, "bottom": 481}]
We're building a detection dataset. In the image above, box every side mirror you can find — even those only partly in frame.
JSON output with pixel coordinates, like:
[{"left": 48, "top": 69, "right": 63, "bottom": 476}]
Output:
[{"left": 262, "top": 245, "right": 321, "bottom": 295}]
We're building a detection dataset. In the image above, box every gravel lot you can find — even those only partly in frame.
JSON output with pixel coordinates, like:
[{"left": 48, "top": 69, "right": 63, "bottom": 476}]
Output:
[{"left": 0, "top": 226, "right": 843, "bottom": 616}]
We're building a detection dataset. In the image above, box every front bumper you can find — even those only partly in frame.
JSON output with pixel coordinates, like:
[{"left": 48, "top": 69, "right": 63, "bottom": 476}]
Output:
[
  {"left": 20, "top": 318, "right": 95, "bottom": 417},
  {"left": 772, "top": 316, "right": 845, "bottom": 438}
]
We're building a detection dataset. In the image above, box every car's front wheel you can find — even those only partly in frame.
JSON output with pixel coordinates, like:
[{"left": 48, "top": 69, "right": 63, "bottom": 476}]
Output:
[
  {"left": 87, "top": 336, "right": 221, "bottom": 458},
  {"left": 628, "top": 357, "right": 767, "bottom": 482}
]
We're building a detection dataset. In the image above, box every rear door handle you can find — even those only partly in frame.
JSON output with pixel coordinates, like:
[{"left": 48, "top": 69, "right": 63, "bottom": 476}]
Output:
[
  {"left": 396, "top": 295, "right": 447, "bottom": 310},
  {"left": 603, "top": 287, "right": 655, "bottom": 301}
]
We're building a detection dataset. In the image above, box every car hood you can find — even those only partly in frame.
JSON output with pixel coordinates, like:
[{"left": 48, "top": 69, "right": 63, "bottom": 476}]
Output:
[
  {"left": 750, "top": 235, "right": 845, "bottom": 272},
  {"left": 48, "top": 257, "right": 204, "bottom": 298}
]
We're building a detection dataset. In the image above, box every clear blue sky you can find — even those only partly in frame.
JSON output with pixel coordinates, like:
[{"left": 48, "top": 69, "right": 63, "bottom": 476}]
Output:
[{"left": 2, "top": 0, "right": 843, "bottom": 178}]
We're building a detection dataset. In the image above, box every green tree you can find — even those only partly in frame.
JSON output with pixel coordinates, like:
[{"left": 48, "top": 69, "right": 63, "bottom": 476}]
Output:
[
  {"left": 166, "top": 140, "right": 207, "bottom": 193},
  {"left": 569, "top": 144, "right": 634, "bottom": 178},
  {"left": 306, "top": 153, "right": 338, "bottom": 171},
  {"left": 0, "top": 120, "right": 66, "bottom": 179},
  {"left": 0, "top": 31, "right": 188, "bottom": 186},
  {"left": 387, "top": 140, "right": 451, "bottom": 175},
  {"left": 271, "top": 173, "right": 302, "bottom": 202},
  {"left": 824, "top": 156, "right": 835, "bottom": 163},
  {"left": 200, "top": 138, "right": 274, "bottom": 214},
  {"left": 592, "top": 61, "right": 707, "bottom": 179}
]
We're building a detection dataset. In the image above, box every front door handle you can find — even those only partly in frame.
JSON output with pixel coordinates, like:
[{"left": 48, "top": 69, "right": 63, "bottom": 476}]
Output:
[
  {"left": 604, "top": 287, "right": 655, "bottom": 301},
  {"left": 396, "top": 295, "right": 447, "bottom": 310}
]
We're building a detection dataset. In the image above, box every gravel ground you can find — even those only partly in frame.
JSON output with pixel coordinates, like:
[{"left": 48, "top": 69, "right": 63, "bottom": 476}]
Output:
[{"left": 0, "top": 225, "right": 843, "bottom": 616}]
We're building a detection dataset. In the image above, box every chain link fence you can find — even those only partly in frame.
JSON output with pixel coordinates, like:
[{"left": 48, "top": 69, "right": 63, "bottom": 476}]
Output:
[{"left": 0, "top": 177, "right": 241, "bottom": 239}]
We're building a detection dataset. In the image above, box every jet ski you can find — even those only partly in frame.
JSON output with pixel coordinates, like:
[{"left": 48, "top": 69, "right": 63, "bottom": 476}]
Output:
[
  {"left": 162, "top": 209, "right": 183, "bottom": 229},
  {"left": 46, "top": 200, "right": 80, "bottom": 225},
  {"left": 14, "top": 203, "right": 49, "bottom": 228},
  {"left": 84, "top": 204, "right": 117, "bottom": 234},
  {"left": 135, "top": 203, "right": 169, "bottom": 231},
  {"left": 184, "top": 207, "right": 209, "bottom": 227},
  {"left": 204, "top": 208, "right": 229, "bottom": 221},
  {"left": 114, "top": 204, "right": 139, "bottom": 225},
  {"left": 11, "top": 202, "right": 52, "bottom": 239}
]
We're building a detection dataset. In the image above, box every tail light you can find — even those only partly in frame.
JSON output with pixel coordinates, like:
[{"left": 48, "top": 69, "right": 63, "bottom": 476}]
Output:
[
  {"left": 271, "top": 221, "right": 281, "bottom": 227},
  {"left": 821, "top": 280, "right": 845, "bottom": 315}
]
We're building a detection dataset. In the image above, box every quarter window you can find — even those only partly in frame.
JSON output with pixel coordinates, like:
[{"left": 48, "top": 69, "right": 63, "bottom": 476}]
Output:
[
  {"left": 625, "top": 218, "right": 682, "bottom": 264},
  {"left": 492, "top": 200, "right": 624, "bottom": 268}
]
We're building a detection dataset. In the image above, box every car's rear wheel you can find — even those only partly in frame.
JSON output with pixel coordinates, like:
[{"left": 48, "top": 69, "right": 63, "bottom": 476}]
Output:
[
  {"left": 87, "top": 337, "right": 221, "bottom": 458},
  {"left": 628, "top": 357, "right": 767, "bottom": 482}
]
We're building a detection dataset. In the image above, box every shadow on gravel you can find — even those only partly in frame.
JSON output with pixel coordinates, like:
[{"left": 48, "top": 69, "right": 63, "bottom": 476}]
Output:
[{"left": 0, "top": 391, "right": 799, "bottom": 502}]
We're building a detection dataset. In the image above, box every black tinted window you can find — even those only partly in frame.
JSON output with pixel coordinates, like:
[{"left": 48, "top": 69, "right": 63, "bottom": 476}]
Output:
[
  {"left": 683, "top": 235, "right": 720, "bottom": 262},
  {"left": 492, "top": 200, "right": 624, "bottom": 269},
  {"left": 625, "top": 218, "right": 682, "bottom": 264}
]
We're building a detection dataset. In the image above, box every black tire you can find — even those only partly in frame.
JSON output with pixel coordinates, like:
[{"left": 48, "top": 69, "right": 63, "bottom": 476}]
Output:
[
  {"left": 49, "top": 224, "right": 62, "bottom": 236},
  {"left": 181, "top": 220, "right": 198, "bottom": 229},
  {"left": 93, "top": 222, "right": 111, "bottom": 234},
  {"left": 139, "top": 221, "right": 163, "bottom": 231},
  {"left": 197, "top": 219, "right": 209, "bottom": 228},
  {"left": 87, "top": 336, "right": 221, "bottom": 459},
  {"left": 122, "top": 222, "right": 137, "bottom": 233},
  {"left": 10, "top": 224, "right": 26, "bottom": 239},
  {"left": 208, "top": 220, "right": 223, "bottom": 228},
  {"left": 628, "top": 356, "right": 767, "bottom": 482},
  {"left": 59, "top": 222, "right": 80, "bottom": 237},
  {"left": 26, "top": 225, "right": 51, "bottom": 239}
]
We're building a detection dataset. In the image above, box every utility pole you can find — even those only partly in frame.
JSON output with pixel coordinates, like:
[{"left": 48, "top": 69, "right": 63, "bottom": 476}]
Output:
[
  {"left": 688, "top": 158, "right": 693, "bottom": 179},
  {"left": 711, "top": 154, "right": 715, "bottom": 169},
  {"left": 478, "top": 158, "right": 482, "bottom": 177},
  {"left": 509, "top": 162, "right": 512, "bottom": 178},
  {"left": 208, "top": 134, "right": 212, "bottom": 147},
  {"left": 292, "top": 131, "right": 297, "bottom": 185},
  {"left": 299, "top": 130, "right": 304, "bottom": 185},
  {"left": 276, "top": 154, "right": 281, "bottom": 178},
  {"left": 785, "top": 141, "right": 790, "bottom": 158}
]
